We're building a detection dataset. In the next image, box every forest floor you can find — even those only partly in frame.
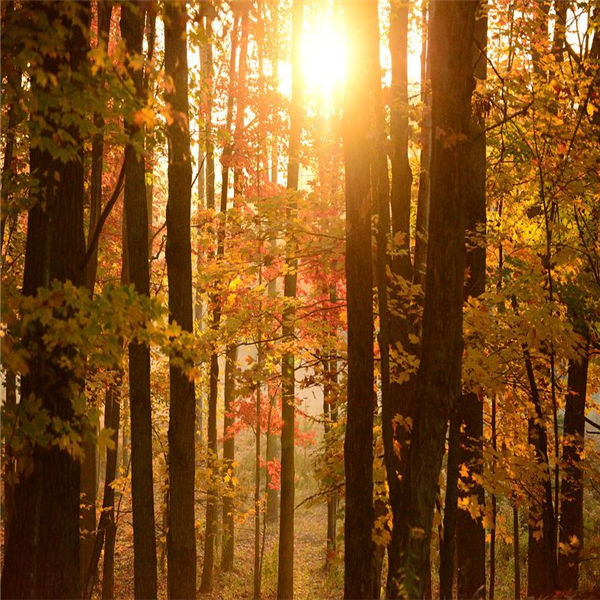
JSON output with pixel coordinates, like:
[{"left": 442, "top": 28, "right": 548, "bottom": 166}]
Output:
[
  {"left": 208, "top": 503, "right": 343, "bottom": 600},
  {"left": 107, "top": 501, "right": 343, "bottom": 599}
]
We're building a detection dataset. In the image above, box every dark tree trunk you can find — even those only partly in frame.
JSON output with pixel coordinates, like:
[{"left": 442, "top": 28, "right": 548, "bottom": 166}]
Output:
[
  {"left": 254, "top": 366, "right": 263, "bottom": 600},
  {"left": 196, "top": 8, "right": 215, "bottom": 444},
  {"left": 80, "top": 4, "right": 113, "bottom": 587},
  {"left": 456, "top": 394, "right": 486, "bottom": 600},
  {"left": 324, "top": 335, "right": 339, "bottom": 565},
  {"left": 342, "top": 1, "right": 377, "bottom": 597},
  {"left": 440, "top": 415, "right": 460, "bottom": 600},
  {"left": 558, "top": 334, "right": 589, "bottom": 592},
  {"left": 164, "top": 3, "right": 197, "bottom": 598},
  {"left": 120, "top": 3, "right": 158, "bottom": 597},
  {"left": 388, "top": 2, "right": 477, "bottom": 597},
  {"left": 1, "top": 4, "right": 89, "bottom": 598},
  {"left": 413, "top": 1, "right": 431, "bottom": 288},
  {"left": 513, "top": 504, "right": 521, "bottom": 600},
  {"left": 0, "top": 1, "right": 22, "bottom": 255},
  {"left": 524, "top": 350, "right": 558, "bottom": 597},
  {"left": 389, "top": 0, "right": 413, "bottom": 271},
  {"left": 277, "top": 2, "right": 302, "bottom": 598},
  {"left": 222, "top": 345, "right": 237, "bottom": 572},
  {"left": 83, "top": 380, "right": 121, "bottom": 600},
  {"left": 456, "top": 10, "right": 487, "bottom": 599},
  {"left": 101, "top": 210, "right": 130, "bottom": 600},
  {"left": 101, "top": 386, "right": 121, "bottom": 599},
  {"left": 200, "top": 12, "right": 241, "bottom": 592}
]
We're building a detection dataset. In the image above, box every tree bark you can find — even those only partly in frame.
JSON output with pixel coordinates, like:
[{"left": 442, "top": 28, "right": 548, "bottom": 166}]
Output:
[
  {"left": 388, "top": 2, "right": 477, "bottom": 597},
  {"left": 558, "top": 334, "right": 589, "bottom": 592},
  {"left": 164, "top": 3, "right": 197, "bottom": 598},
  {"left": 440, "top": 414, "right": 460, "bottom": 600},
  {"left": 222, "top": 345, "right": 237, "bottom": 572},
  {"left": 513, "top": 504, "right": 521, "bottom": 600},
  {"left": 80, "top": 4, "right": 113, "bottom": 587},
  {"left": 2, "top": 4, "right": 89, "bottom": 598},
  {"left": 524, "top": 349, "right": 558, "bottom": 597},
  {"left": 342, "top": 1, "right": 377, "bottom": 597},
  {"left": 200, "top": 11, "right": 241, "bottom": 591},
  {"left": 413, "top": 1, "right": 431, "bottom": 288},
  {"left": 277, "top": 2, "right": 302, "bottom": 598},
  {"left": 120, "top": 3, "right": 158, "bottom": 597},
  {"left": 456, "top": 10, "right": 487, "bottom": 599}
]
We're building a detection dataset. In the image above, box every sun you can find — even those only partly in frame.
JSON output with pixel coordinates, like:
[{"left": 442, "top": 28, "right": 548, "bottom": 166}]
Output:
[{"left": 300, "top": 16, "right": 347, "bottom": 106}]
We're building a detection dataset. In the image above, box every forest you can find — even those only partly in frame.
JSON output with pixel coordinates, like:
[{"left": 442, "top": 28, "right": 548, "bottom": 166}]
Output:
[{"left": 0, "top": 0, "right": 599, "bottom": 598}]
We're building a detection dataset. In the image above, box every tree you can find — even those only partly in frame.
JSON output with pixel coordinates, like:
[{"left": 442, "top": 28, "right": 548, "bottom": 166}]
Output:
[
  {"left": 164, "top": 2, "right": 197, "bottom": 597},
  {"left": 80, "top": 2, "right": 114, "bottom": 586},
  {"left": 1, "top": 3, "right": 90, "bottom": 597},
  {"left": 558, "top": 331, "right": 589, "bottom": 591},
  {"left": 277, "top": 1, "right": 302, "bottom": 597},
  {"left": 200, "top": 6, "right": 244, "bottom": 591},
  {"left": 120, "top": 2, "right": 158, "bottom": 597},
  {"left": 440, "top": 7, "right": 488, "bottom": 598},
  {"left": 342, "top": 0, "right": 377, "bottom": 597},
  {"left": 388, "top": 2, "right": 478, "bottom": 596}
]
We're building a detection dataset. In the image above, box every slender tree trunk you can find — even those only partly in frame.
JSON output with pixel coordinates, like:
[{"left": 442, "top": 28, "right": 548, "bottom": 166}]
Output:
[
  {"left": 440, "top": 415, "right": 460, "bottom": 600},
  {"left": 456, "top": 395, "right": 486, "bottom": 600},
  {"left": 513, "top": 503, "right": 521, "bottom": 600},
  {"left": 80, "top": 4, "right": 113, "bottom": 587},
  {"left": 102, "top": 241, "right": 129, "bottom": 600},
  {"left": 0, "top": 1, "right": 21, "bottom": 255},
  {"left": 200, "top": 13, "right": 241, "bottom": 592},
  {"left": 456, "top": 10, "right": 488, "bottom": 599},
  {"left": 413, "top": 1, "right": 430, "bottom": 287},
  {"left": 342, "top": 1, "right": 377, "bottom": 597},
  {"left": 254, "top": 368, "right": 263, "bottom": 600},
  {"left": 388, "top": 3, "right": 478, "bottom": 597},
  {"left": 83, "top": 380, "right": 121, "bottom": 600},
  {"left": 324, "top": 323, "right": 338, "bottom": 565},
  {"left": 277, "top": 2, "right": 302, "bottom": 598},
  {"left": 1, "top": 4, "right": 89, "bottom": 597},
  {"left": 197, "top": 4, "right": 215, "bottom": 445},
  {"left": 164, "top": 3, "right": 197, "bottom": 598},
  {"left": 120, "top": 3, "right": 158, "bottom": 597},
  {"left": 222, "top": 345, "right": 237, "bottom": 571},
  {"left": 2, "top": 370, "right": 17, "bottom": 543},
  {"left": 523, "top": 349, "right": 558, "bottom": 597},
  {"left": 490, "top": 395, "right": 497, "bottom": 600},
  {"left": 558, "top": 333, "right": 589, "bottom": 592}
]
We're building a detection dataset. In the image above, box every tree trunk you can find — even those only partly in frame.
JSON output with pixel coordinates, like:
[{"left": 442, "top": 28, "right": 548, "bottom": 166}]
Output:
[
  {"left": 413, "top": 1, "right": 431, "bottom": 288},
  {"left": 456, "top": 10, "right": 487, "bottom": 599},
  {"left": 200, "top": 12, "right": 241, "bottom": 592},
  {"left": 196, "top": 9, "right": 215, "bottom": 445},
  {"left": 0, "top": 1, "right": 22, "bottom": 255},
  {"left": 324, "top": 331, "right": 339, "bottom": 565},
  {"left": 513, "top": 504, "right": 521, "bottom": 600},
  {"left": 342, "top": 1, "right": 377, "bottom": 597},
  {"left": 388, "top": 2, "right": 477, "bottom": 597},
  {"left": 524, "top": 350, "right": 558, "bottom": 597},
  {"left": 80, "top": 4, "right": 113, "bottom": 587},
  {"left": 440, "top": 415, "right": 460, "bottom": 600},
  {"left": 1, "top": 4, "right": 89, "bottom": 597},
  {"left": 222, "top": 345, "right": 237, "bottom": 572},
  {"left": 83, "top": 381, "right": 121, "bottom": 600},
  {"left": 102, "top": 244, "right": 129, "bottom": 600},
  {"left": 277, "top": 2, "right": 302, "bottom": 598},
  {"left": 254, "top": 370, "right": 263, "bottom": 600},
  {"left": 384, "top": 2, "right": 419, "bottom": 593},
  {"left": 558, "top": 334, "right": 589, "bottom": 592},
  {"left": 120, "top": 3, "right": 158, "bottom": 597},
  {"left": 490, "top": 395, "right": 497, "bottom": 600},
  {"left": 164, "top": 3, "right": 197, "bottom": 598}
]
